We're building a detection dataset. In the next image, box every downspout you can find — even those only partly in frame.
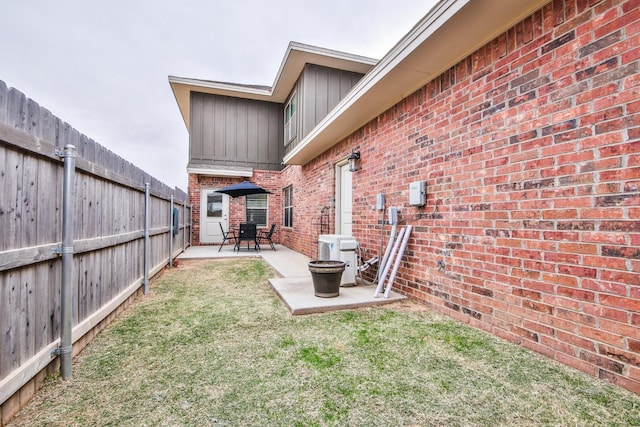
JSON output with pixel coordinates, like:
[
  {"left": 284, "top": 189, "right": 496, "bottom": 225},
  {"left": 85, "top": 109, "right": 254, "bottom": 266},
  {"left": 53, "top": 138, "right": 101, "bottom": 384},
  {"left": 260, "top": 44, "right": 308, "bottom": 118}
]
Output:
[{"left": 54, "top": 144, "right": 76, "bottom": 380}]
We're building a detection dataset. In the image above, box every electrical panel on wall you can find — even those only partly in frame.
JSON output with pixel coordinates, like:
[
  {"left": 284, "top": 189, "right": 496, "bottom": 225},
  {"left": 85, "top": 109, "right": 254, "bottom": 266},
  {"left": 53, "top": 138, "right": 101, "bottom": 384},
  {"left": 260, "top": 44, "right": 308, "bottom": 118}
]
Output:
[{"left": 409, "top": 181, "right": 426, "bottom": 206}]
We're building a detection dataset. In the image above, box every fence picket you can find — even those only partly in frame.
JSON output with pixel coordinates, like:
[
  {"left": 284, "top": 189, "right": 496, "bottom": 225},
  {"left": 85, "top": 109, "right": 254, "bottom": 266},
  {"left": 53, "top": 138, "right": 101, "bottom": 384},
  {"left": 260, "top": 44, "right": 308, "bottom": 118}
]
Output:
[
  {"left": 22, "top": 155, "right": 39, "bottom": 247},
  {"left": 4, "top": 150, "right": 22, "bottom": 251},
  {"left": 20, "top": 267, "right": 35, "bottom": 365},
  {"left": 0, "top": 80, "right": 192, "bottom": 411}
]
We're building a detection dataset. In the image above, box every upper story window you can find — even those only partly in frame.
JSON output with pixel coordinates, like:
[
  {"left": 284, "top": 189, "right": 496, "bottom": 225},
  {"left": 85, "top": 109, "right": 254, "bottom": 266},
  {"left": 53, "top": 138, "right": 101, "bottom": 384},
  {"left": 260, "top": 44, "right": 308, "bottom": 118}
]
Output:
[
  {"left": 284, "top": 91, "right": 297, "bottom": 144},
  {"left": 283, "top": 186, "right": 293, "bottom": 228}
]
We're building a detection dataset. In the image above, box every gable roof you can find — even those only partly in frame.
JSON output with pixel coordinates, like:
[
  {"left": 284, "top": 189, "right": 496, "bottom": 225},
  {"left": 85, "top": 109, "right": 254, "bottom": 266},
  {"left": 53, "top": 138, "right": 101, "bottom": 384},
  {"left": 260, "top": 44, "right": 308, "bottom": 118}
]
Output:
[
  {"left": 169, "top": 0, "right": 551, "bottom": 165},
  {"left": 169, "top": 42, "right": 377, "bottom": 130},
  {"left": 284, "top": 0, "right": 551, "bottom": 164}
]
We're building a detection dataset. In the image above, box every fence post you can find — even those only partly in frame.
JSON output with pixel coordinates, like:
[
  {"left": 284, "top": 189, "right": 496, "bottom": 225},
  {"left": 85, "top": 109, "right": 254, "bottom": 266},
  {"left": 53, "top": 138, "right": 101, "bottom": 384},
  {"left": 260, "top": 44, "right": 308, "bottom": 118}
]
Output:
[
  {"left": 182, "top": 202, "right": 186, "bottom": 251},
  {"left": 56, "top": 144, "right": 76, "bottom": 380},
  {"left": 143, "top": 182, "right": 150, "bottom": 294},
  {"left": 169, "top": 195, "right": 174, "bottom": 267}
]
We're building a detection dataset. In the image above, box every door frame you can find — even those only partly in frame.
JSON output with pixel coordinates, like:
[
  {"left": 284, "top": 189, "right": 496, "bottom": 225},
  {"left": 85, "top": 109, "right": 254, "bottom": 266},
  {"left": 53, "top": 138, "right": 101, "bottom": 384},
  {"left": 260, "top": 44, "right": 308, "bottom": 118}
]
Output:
[
  {"left": 199, "top": 188, "right": 230, "bottom": 244},
  {"left": 334, "top": 159, "right": 353, "bottom": 236}
]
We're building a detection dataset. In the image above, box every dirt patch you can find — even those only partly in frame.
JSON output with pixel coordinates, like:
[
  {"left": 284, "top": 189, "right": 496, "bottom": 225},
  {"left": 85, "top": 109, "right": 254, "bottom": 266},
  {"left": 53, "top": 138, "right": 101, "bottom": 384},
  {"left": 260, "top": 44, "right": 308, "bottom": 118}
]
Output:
[
  {"left": 389, "top": 299, "right": 432, "bottom": 313},
  {"left": 171, "top": 258, "right": 223, "bottom": 270}
]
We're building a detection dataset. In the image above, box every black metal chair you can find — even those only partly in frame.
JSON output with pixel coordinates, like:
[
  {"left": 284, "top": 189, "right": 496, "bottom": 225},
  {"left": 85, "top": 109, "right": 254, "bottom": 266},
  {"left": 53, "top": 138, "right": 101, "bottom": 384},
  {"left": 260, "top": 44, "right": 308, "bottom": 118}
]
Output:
[
  {"left": 218, "top": 222, "right": 236, "bottom": 252},
  {"left": 235, "top": 223, "right": 260, "bottom": 251},
  {"left": 258, "top": 223, "right": 276, "bottom": 250}
]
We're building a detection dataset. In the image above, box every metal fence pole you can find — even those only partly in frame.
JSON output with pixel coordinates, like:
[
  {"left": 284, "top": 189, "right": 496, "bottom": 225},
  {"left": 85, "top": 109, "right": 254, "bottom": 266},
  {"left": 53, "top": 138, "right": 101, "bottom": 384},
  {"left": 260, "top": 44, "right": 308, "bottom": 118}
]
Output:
[
  {"left": 57, "top": 144, "right": 76, "bottom": 380},
  {"left": 143, "top": 182, "right": 150, "bottom": 294},
  {"left": 182, "top": 202, "right": 186, "bottom": 251},
  {"left": 169, "top": 195, "right": 174, "bottom": 267}
]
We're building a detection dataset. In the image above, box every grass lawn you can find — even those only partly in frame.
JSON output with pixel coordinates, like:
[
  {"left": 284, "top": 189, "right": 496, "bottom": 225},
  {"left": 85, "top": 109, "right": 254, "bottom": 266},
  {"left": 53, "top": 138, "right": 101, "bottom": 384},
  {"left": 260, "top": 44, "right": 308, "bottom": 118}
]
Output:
[{"left": 10, "top": 259, "right": 640, "bottom": 426}]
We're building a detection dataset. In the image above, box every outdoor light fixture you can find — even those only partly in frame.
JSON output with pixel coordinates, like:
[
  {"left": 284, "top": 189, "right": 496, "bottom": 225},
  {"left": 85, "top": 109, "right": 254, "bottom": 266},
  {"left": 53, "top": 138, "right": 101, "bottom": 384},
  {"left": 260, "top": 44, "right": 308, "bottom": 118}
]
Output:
[{"left": 348, "top": 150, "right": 361, "bottom": 172}]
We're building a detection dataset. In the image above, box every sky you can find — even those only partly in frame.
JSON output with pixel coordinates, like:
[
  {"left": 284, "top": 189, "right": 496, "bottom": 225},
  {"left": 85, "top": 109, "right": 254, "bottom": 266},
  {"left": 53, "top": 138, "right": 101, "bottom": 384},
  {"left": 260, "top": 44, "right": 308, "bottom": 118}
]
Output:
[{"left": 0, "top": 0, "right": 438, "bottom": 190}]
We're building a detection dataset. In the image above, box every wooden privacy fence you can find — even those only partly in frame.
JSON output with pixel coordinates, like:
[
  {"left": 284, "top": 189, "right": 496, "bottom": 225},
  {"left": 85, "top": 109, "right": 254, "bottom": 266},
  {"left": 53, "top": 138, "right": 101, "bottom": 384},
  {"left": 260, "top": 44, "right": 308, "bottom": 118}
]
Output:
[{"left": 0, "top": 80, "right": 191, "bottom": 413}]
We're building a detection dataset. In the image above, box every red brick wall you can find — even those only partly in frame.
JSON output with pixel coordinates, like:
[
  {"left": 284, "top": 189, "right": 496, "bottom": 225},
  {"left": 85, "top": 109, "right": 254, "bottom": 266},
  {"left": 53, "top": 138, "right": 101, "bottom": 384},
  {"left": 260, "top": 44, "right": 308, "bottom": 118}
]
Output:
[
  {"left": 189, "top": 172, "right": 282, "bottom": 246},
  {"left": 284, "top": 0, "right": 640, "bottom": 393},
  {"left": 281, "top": 160, "right": 342, "bottom": 258}
]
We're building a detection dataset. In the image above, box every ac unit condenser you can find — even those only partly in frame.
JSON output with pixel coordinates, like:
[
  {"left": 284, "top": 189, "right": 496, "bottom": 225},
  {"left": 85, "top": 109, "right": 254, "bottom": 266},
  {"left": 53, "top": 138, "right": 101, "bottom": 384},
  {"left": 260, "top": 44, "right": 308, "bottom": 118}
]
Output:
[{"left": 317, "top": 234, "right": 358, "bottom": 286}]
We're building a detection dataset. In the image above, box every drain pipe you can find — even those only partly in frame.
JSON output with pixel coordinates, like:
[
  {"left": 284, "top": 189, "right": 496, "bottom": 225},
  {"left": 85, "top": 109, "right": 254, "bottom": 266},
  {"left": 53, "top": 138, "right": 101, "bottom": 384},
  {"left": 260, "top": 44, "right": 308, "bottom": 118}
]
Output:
[
  {"left": 378, "top": 224, "right": 396, "bottom": 282},
  {"left": 143, "top": 182, "right": 150, "bottom": 294},
  {"left": 54, "top": 144, "right": 76, "bottom": 380},
  {"left": 378, "top": 207, "right": 399, "bottom": 283},
  {"left": 384, "top": 225, "right": 412, "bottom": 298},
  {"left": 374, "top": 227, "right": 406, "bottom": 297}
]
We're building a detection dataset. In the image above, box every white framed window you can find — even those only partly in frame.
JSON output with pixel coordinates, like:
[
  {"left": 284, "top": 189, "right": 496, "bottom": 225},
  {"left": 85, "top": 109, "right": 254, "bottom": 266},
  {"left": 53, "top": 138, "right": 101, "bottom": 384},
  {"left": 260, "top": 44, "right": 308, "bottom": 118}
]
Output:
[
  {"left": 284, "top": 91, "right": 297, "bottom": 144},
  {"left": 283, "top": 186, "right": 293, "bottom": 228},
  {"left": 246, "top": 194, "right": 268, "bottom": 227}
]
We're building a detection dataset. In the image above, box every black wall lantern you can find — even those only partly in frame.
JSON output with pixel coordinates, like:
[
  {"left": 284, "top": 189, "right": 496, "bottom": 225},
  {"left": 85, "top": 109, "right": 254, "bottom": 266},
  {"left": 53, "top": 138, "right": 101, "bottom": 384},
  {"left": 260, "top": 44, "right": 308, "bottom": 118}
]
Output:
[{"left": 348, "top": 150, "right": 361, "bottom": 172}]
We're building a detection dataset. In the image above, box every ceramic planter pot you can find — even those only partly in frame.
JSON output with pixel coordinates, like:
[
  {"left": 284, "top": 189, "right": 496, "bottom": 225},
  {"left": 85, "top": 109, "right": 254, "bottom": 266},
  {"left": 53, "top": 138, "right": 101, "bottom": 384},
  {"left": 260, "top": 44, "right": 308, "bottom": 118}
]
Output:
[{"left": 308, "top": 260, "right": 346, "bottom": 298}]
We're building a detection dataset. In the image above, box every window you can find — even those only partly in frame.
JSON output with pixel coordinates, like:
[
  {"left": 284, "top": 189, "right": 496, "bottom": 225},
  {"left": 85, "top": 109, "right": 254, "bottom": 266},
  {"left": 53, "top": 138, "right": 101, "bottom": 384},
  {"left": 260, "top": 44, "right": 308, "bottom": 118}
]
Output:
[
  {"left": 206, "top": 192, "right": 222, "bottom": 218},
  {"left": 284, "top": 92, "right": 297, "bottom": 144},
  {"left": 283, "top": 186, "right": 293, "bottom": 228},
  {"left": 246, "top": 194, "right": 268, "bottom": 227}
]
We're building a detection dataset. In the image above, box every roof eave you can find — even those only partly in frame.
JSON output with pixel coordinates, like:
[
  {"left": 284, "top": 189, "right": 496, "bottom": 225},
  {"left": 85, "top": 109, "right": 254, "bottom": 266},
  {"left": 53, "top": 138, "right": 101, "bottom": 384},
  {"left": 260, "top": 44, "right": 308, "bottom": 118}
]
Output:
[
  {"left": 169, "top": 43, "right": 377, "bottom": 131},
  {"left": 283, "top": 0, "right": 552, "bottom": 165},
  {"left": 168, "top": 77, "right": 274, "bottom": 129}
]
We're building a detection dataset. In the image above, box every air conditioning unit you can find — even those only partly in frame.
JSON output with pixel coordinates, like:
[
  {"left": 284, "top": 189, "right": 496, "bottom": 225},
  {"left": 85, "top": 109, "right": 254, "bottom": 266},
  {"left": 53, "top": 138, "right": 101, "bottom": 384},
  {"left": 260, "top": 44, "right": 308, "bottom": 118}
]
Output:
[{"left": 318, "top": 234, "right": 358, "bottom": 286}]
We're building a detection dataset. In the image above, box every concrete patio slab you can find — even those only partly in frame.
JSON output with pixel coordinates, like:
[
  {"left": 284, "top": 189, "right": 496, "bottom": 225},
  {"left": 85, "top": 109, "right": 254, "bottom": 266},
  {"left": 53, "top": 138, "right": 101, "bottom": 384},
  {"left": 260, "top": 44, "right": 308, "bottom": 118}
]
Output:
[
  {"left": 178, "top": 244, "right": 311, "bottom": 278},
  {"left": 178, "top": 244, "right": 406, "bottom": 315},
  {"left": 269, "top": 277, "right": 406, "bottom": 315}
]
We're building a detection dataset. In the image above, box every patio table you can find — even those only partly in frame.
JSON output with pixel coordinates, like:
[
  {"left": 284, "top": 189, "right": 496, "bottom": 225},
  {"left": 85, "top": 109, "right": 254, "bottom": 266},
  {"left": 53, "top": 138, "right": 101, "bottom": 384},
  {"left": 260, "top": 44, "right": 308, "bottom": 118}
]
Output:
[{"left": 234, "top": 223, "right": 261, "bottom": 252}]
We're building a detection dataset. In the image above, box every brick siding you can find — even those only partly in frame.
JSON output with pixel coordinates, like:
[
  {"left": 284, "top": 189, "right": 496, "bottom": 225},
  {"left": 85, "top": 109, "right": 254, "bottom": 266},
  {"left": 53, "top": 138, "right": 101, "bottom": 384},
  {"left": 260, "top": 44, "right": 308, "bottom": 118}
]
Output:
[
  {"left": 189, "top": 171, "right": 282, "bottom": 246},
  {"left": 277, "top": 0, "right": 640, "bottom": 393}
]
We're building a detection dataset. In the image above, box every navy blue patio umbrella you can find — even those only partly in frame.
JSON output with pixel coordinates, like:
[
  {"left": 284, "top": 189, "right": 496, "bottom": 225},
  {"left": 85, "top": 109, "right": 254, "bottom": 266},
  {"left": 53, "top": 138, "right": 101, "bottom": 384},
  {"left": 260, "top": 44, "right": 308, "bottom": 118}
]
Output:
[{"left": 215, "top": 181, "right": 272, "bottom": 198}]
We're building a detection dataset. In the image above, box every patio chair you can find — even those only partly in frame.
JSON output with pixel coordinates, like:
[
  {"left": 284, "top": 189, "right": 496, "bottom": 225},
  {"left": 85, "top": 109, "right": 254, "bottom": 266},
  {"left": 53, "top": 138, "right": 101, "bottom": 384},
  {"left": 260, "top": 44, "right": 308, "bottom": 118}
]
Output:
[
  {"left": 235, "top": 223, "right": 260, "bottom": 251},
  {"left": 258, "top": 223, "right": 276, "bottom": 250},
  {"left": 218, "top": 223, "right": 236, "bottom": 252}
]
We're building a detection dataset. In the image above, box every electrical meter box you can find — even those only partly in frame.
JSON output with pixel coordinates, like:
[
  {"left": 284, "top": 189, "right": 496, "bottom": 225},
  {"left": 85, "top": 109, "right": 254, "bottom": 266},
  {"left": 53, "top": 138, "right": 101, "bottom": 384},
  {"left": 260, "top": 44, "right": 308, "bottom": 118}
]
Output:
[{"left": 409, "top": 181, "right": 426, "bottom": 206}]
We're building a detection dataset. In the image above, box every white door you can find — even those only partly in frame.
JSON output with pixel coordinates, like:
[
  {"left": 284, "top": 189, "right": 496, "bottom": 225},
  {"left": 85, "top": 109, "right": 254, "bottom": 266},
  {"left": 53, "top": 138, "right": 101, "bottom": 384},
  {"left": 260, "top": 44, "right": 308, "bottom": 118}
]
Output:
[
  {"left": 200, "top": 189, "right": 230, "bottom": 244},
  {"left": 336, "top": 163, "right": 353, "bottom": 236}
]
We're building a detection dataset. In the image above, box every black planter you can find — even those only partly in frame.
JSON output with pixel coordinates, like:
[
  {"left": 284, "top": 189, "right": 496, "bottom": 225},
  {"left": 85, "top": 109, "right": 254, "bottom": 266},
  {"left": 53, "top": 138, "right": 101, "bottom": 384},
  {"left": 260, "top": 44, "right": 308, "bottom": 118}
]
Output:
[{"left": 308, "top": 260, "right": 346, "bottom": 298}]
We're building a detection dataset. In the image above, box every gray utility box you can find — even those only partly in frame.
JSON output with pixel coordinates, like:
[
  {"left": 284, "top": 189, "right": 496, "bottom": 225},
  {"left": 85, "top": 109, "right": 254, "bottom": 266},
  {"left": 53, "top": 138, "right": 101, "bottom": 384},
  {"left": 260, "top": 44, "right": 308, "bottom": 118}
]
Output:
[
  {"left": 318, "top": 234, "right": 358, "bottom": 287},
  {"left": 409, "top": 180, "right": 426, "bottom": 206}
]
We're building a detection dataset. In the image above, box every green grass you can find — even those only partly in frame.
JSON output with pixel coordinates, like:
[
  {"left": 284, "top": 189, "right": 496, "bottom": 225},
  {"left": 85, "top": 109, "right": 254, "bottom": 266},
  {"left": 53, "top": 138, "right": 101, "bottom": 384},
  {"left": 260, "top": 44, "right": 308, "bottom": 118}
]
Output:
[{"left": 11, "top": 259, "right": 640, "bottom": 426}]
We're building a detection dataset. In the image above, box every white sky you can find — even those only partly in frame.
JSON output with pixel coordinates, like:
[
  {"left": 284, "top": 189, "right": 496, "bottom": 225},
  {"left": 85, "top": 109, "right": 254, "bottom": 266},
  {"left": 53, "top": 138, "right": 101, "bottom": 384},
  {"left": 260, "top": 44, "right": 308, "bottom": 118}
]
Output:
[{"left": 0, "top": 1, "right": 438, "bottom": 190}]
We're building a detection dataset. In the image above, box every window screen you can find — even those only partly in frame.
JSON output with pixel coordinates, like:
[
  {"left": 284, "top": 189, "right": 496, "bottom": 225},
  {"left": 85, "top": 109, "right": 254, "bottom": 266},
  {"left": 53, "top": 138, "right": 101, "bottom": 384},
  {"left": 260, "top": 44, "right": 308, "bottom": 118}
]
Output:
[{"left": 246, "top": 194, "right": 268, "bottom": 227}]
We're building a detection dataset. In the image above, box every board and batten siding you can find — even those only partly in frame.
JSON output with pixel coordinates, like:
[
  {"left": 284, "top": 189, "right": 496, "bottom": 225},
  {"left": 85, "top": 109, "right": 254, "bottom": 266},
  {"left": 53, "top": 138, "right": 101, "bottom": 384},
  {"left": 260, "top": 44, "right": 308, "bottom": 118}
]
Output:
[
  {"left": 300, "top": 64, "right": 364, "bottom": 137},
  {"left": 0, "top": 79, "right": 191, "bottom": 422},
  {"left": 189, "top": 93, "right": 283, "bottom": 171},
  {"left": 284, "top": 63, "right": 364, "bottom": 156}
]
